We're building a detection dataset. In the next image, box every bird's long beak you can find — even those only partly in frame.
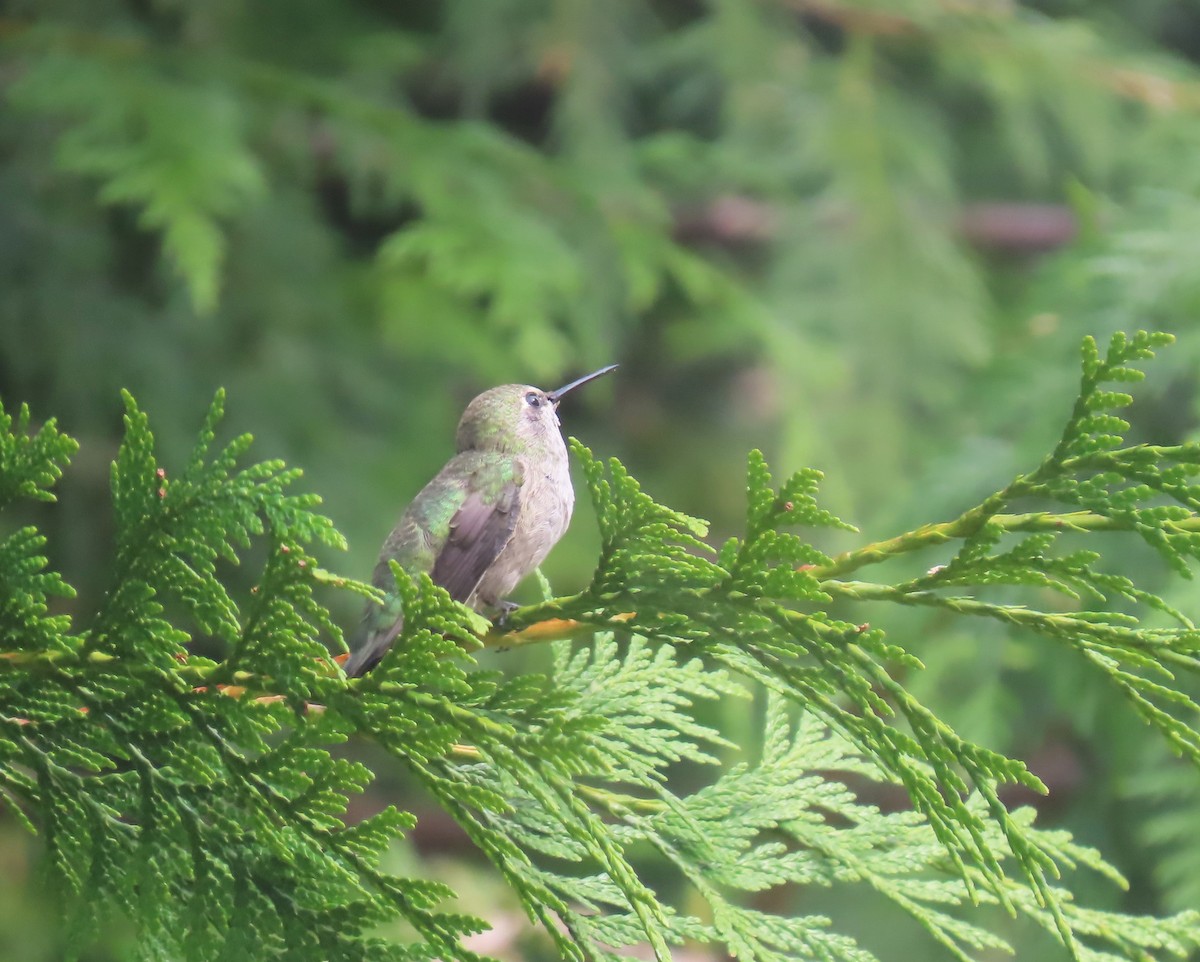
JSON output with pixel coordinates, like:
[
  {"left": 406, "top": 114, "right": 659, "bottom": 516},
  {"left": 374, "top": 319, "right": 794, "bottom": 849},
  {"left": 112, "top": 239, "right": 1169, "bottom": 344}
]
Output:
[{"left": 547, "top": 364, "right": 618, "bottom": 404}]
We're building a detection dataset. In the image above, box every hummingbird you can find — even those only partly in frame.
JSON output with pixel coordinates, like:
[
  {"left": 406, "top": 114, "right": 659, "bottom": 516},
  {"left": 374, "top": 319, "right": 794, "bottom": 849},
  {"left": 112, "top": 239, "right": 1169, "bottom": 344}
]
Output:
[{"left": 343, "top": 364, "right": 618, "bottom": 677}]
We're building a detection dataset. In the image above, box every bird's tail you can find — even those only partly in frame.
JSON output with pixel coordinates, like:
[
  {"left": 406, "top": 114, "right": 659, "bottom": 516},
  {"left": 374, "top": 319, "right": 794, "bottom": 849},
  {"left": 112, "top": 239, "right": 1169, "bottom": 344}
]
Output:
[
  {"left": 342, "top": 642, "right": 381, "bottom": 678},
  {"left": 342, "top": 604, "right": 404, "bottom": 677}
]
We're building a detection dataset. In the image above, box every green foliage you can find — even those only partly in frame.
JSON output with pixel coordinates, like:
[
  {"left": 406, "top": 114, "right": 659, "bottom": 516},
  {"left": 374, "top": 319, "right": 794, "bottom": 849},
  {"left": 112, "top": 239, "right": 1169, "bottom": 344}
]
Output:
[
  {"left": 859, "top": 333, "right": 1200, "bottom": 767},
  {"left": 10, "top": 37, "right": 265, "bottom": 314},
  {"left": 0, "top": 404, "right": 77, "bottom": 510},
  {"left": 1132, "top": 746, "right": 1200, "bottom": 916},
  {"left": 10, "top": 4, "right": 1200, "bottom": 956},
  {"left": 5, "top": 334, "right": 1194, "bottom": 960},
  {"left": 11, "top": 0, "right": 1191, "bottom": 487},
  {"left": 502, "top": 330, "right": 1200, "bottom": 959},
  {"left": 0, "top": 392, "right": 483, "bottom": 961}
]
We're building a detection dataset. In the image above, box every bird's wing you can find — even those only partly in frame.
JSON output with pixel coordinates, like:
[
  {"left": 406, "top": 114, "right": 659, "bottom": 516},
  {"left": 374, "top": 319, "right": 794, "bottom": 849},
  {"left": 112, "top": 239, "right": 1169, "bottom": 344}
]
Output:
[
  {"left": 431, "top": 461, "right": 524, "bottom": 603},
  {"left": 344, "top": 455, "right": 523, "bottom": 677}
]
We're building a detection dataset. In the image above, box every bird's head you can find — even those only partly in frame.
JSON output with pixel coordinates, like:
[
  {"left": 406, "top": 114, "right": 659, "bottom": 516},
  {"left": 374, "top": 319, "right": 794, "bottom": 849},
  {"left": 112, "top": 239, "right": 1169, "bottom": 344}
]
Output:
[{"left": 455, "top": 365, "right": 617, "bottom": 454}]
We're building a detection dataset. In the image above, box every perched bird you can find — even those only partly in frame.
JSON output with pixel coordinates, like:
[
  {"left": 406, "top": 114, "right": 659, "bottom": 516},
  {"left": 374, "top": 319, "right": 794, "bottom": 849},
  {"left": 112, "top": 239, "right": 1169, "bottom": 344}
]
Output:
[{"left": 343, "top": 365, "right": 618, "bottom": 677}]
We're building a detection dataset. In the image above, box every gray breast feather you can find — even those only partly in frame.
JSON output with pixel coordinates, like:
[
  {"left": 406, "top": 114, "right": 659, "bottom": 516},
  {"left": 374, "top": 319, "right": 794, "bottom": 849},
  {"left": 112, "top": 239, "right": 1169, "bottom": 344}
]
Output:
[{"left": 472, "top": 461, "right": 573, "bottom": 606}]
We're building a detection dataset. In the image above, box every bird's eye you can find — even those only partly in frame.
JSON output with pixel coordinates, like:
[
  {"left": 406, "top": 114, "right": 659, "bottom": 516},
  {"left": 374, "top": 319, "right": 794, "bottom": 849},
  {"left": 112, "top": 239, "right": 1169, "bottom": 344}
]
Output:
[{"left": 525, "top": 391, "right": 541, "bottom": 407}]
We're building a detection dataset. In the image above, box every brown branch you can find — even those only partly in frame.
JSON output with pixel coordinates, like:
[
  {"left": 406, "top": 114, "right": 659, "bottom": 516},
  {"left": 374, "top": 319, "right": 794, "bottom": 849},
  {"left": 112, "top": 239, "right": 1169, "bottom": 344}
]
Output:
[
  {"left": 482, "top": 611, "right": 636, "bottom": 649},
  {"left": 786, "top": 0, "right": 1200, "bottom": 111}
]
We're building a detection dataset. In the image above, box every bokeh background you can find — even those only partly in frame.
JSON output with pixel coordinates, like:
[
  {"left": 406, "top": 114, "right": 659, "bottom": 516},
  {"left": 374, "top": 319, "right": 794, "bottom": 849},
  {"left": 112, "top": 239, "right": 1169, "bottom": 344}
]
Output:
[{"left": 4, "top": 1, "right": 1200, "bottom": 959}]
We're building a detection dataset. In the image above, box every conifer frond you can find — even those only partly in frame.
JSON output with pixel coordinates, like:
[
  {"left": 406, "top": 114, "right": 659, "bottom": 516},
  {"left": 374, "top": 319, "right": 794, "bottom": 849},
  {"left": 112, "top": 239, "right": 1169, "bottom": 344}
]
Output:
[
  {"left": 0, "top": 401, "right": 77, "bottom": 509},
  {"left": 3, "top": 340, "right": 1200, "bottom": 961},
  {"left": 0, "top": 404, "right": 79, "bottom": 680},
  {"left": 536, "top": 439, "right": 1070, "bottom": 936},
  {"left": 1, "top": 392, "right": 485, "bottom": 961},
  {"left": 816, "top": 334, "right": 1200, "bottom": 773},
  {"left": 1131, "top": 747, "right": 1200, "bottom": 915},
  {"left": 496, "top": 331, "right": 1200, "bottom": 958},
  {"left": 9, "top": 39, "right": 265, "bottom": 312}
]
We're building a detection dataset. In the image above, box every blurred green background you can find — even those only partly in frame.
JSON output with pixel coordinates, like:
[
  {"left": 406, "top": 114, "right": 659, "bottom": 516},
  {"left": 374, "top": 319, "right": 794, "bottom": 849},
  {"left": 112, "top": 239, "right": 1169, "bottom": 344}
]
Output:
[{"left": 4, "top": 1, "right": 1200, "bottom": 959}]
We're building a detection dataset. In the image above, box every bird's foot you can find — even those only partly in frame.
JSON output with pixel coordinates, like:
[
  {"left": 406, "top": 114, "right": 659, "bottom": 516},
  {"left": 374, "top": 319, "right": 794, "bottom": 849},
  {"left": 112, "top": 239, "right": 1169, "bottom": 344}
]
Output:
[{"left": 490, "top": 600, "right": 521, "bottom": 627}]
